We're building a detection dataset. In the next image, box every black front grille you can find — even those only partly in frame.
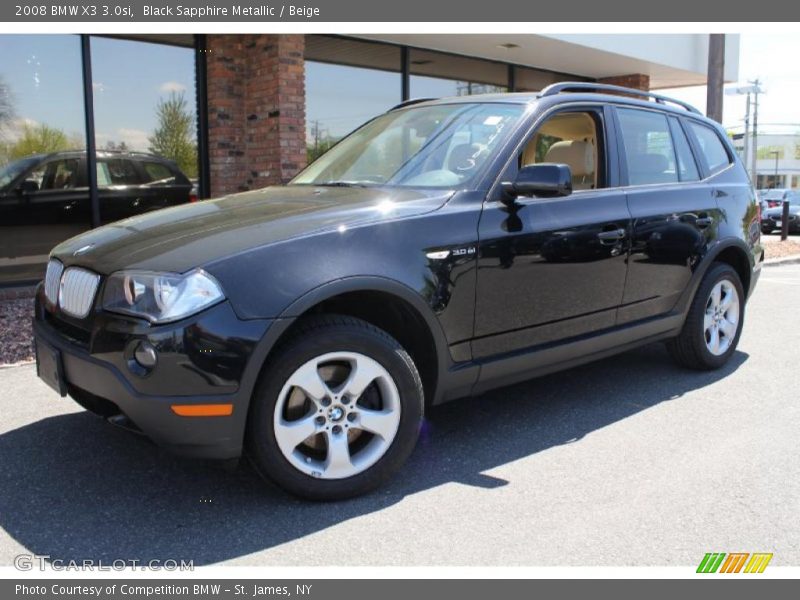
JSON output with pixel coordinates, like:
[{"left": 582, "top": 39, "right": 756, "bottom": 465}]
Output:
[{"left": 44, "top": 311, "right": 91, "bottom": 347}]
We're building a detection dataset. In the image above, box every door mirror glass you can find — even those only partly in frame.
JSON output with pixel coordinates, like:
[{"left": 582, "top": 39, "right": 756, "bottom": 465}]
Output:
[{"left": 502, "top": 163, "right": 572, "bottom": 201}]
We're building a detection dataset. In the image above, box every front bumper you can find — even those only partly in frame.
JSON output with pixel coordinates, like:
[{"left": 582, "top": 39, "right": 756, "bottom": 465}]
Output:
[
  {"left": 762, "top": 217, "right": 799, "bottom": 231},
  {"left": 33, "top": 287, "right": 274, "bottom": 459}
]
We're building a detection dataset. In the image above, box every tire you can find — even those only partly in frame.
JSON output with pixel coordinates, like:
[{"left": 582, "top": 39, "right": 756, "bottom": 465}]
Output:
[
  {"left": 761, "top": 228, "right": 772, "bottom": 235},
  {"left": 667, "top": 262, "right": 745, "bottom": 370},
  {"left": 246, "top": 315, "right": 424, "bottom": 500}
]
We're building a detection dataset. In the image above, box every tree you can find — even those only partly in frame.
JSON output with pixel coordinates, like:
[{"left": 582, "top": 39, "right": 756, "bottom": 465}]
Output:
[
  {"left": 105, "top": 140, "right": 129, "bottom": 152},
  {"left": 8, "top": 123, "right": 71, "bottom": 160},
  {"left": 148, "top": 92, "right": 197, "bottom": 178},
  {"left": 0, "top": 76, "right": 13, "bottom": 130}
]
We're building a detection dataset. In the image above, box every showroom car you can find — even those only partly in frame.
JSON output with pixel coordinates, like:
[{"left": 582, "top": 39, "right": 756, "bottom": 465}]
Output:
[{"left": 33, "top": 83, "right": 763, "bottom": 499}]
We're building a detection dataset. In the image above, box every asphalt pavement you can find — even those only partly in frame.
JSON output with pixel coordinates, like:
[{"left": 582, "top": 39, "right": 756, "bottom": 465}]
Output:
[{"left": 0, "top": 265, "right": 798, "bottom": 567}]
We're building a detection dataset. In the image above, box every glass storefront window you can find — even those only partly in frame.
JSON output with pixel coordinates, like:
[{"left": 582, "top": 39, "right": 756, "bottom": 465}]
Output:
[
  {"left": 0, "top": 34, "right": 87, "bottom": 284},
  {"left": 514, "top": 66, "right": 579, "bottom": 92},
  {"left": 409, "top": 49, "right": 508, "bottom": 99},
  {"left": 305, "top": 36, "right": 402, "bottom": 163},
  {"left": 90, "top": 37, "right": 197, "bottom": 225}
]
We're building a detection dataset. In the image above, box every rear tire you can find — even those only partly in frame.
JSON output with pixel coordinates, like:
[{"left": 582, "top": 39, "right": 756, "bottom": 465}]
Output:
[
  {"left": 246, "top": 315, "right": 424, "bottom": 500},
  {"left": 667, "top": 263, "right": 745, "bottom": 370}
]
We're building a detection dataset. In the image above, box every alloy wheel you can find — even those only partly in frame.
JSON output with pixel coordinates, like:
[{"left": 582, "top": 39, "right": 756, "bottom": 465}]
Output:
[
  {"left": 273, "top": 351, "right": 401, "bottom": 479},
  {"left": 703, "top": 279, "right": 740, "bottom": 356}
]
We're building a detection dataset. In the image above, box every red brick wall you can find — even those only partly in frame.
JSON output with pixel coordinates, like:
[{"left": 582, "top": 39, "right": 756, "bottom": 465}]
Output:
[
  {"left": 598, "top": 73, "right": 651, "bottom": 91},
  {"left": 206, "top": 34, "right": 306, "bottom": 197}
]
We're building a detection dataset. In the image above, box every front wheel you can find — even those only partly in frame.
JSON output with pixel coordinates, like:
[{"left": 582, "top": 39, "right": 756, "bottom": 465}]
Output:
[
  {"left": 246, "top": 315, "right": 424, "bottom": 500},
  {"left": 667, "top": 263, "right": 745, "bottom": 370}
]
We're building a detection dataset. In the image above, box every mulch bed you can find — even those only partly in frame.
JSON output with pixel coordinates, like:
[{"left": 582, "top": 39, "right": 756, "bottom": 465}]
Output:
[{"left": 0, "top": 297, "right": 35, "bottom": 366}]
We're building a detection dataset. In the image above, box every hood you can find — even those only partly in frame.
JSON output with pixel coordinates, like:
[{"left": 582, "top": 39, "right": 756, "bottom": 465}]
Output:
[
  {"left": 764, "top": 204, "right": 800, "bottom": 217},
  {"left": 51, "top": 185, "right": 452, "bottom": 274}
]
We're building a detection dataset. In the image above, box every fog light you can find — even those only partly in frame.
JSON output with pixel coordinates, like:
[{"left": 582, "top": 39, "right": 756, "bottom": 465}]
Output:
[{"left": 134, "top": 341, "right": 158, "bottom": 369}]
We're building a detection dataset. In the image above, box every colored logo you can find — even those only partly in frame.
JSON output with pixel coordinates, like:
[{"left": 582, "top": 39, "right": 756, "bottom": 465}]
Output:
[{"left": 697, "top": 552, "right": 773, "bottom": 573}]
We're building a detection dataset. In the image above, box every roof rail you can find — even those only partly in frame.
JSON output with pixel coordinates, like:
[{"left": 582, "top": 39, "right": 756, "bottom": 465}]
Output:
[
  {"left": 539, "top": 82, "right": 701, "bottom": 115},
  {"left": 389, "top": 97, "right": 438, "bottom": 111}
]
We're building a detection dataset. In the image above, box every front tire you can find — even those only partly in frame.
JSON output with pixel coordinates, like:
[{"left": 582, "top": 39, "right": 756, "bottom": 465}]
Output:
[
  {"left": 667, "top": 263, "right": 745, "bottom": 370},
  {"left": 246, "top": 315, "right": 424, "bottom": 500}
]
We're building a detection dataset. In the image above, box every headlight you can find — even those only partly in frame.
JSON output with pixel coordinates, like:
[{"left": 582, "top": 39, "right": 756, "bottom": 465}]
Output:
[{"left": 102, "top": 268, "right": 224, "bottom": 323}]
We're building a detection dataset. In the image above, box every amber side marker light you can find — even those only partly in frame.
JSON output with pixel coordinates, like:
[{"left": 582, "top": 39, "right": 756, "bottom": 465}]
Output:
[{"left": 171, "top": 404, "right": 234, "bottom": 417}]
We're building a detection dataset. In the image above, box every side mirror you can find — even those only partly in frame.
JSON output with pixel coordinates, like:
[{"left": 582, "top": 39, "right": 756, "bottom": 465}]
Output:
[
  {"left": 501, "top": 163, "right": 572, "bottom": 203},
  {"left": 17, "top": 180, "right": 39, "bottom": 195}
]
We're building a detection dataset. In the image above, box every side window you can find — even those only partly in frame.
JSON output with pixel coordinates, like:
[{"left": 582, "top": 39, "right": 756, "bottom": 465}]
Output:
[
  {"left": 616, "top": 108, "right": 678, "bottom": 185},
  {"left": 669, "top": 118, "right": 700, "bottom": 182},
  {"left": 99, "top": 159, "right": 140, "bottom": 186},
  {"left": 39, "top": 159, "right": 82, "bottom": 191},
  {"left": 687, "top": 121, "right": 732, "bottom": 175},
  {"left": 96, "top": 161, "right": 112, "bottom": 187},
  {"left": 141, "top": 161, "right": 175, "bottom": 183},
  {"left": 519, "top": 111, "right": 604, "bottom": 190}
]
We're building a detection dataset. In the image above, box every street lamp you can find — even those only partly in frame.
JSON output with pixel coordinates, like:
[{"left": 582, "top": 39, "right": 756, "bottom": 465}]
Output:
[{"left": 726, "top": 80, "right": 763, "bottom": 185}]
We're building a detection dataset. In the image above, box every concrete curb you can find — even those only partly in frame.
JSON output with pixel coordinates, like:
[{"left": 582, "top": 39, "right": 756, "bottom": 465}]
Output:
[{"left": 763, "top": 254, "right": 800, "bottom": 267}]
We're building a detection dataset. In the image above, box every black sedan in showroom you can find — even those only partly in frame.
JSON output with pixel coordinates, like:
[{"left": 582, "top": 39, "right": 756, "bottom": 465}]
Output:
[{"left": 761, "top": 203, "right": 800, "bottom": 234}]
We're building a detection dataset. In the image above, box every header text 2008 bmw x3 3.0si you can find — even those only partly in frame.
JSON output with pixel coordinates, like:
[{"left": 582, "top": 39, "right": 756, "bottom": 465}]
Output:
[{"left": 34, "top": 83, "right": 763, "bottom": 500}]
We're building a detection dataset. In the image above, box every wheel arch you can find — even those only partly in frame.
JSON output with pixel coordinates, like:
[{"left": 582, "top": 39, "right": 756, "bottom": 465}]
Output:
[
  {"left": 676, "top": 238, "right": 754, "bottom": 318},
  {"left": 249, "top": 277, "right": 452, "bottom": 411}
]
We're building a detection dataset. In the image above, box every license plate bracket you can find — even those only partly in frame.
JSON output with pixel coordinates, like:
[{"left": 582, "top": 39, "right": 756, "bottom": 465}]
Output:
[{"left": 35, "top": 337, "right": 67, "bottom": 397}]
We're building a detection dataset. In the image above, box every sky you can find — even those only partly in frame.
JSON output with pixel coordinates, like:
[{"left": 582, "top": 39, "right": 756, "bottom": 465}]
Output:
[
  {"left": 1, "top": 33, "right": 798, "bottom": 151},
  {"left": 0, "top": 35, "right": 196, "bottom": 151},
  {"left": 663, "top": 34, "right": 800, "bottom": 135}
]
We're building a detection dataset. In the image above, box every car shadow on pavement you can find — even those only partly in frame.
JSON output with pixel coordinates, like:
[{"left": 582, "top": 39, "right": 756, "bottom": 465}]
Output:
[{"left": 0, "top": 343, "right": 747, "bottom": 566}]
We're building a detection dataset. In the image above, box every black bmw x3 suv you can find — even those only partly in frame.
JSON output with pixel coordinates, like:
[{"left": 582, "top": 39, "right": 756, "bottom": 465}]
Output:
[{"left": 33, "top": 83, "right": 763, "bottom": 499}]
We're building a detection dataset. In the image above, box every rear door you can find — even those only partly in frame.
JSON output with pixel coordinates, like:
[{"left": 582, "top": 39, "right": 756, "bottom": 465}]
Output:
[
  {"left": 96, "top": 157, "right": 145, "bottom": 223},
  {"left": 615, "top": 106, "right": 721, "bottom": 324},
  {"left": 137, "top": 159, "right": 192, "bottom": 209}
]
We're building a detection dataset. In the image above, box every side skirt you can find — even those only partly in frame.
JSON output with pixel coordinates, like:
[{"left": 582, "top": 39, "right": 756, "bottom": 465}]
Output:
[{"left": 438, "top": 313, "right": 685, "bottom": 401}]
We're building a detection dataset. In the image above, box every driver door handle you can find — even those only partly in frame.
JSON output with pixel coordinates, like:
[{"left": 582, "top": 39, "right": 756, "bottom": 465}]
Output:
[
  {"left": 597, "top": 228, "right": 627, "bottom": 242},
  {"left": 696, "top": 217, "right": 715, "bottom": 228}
]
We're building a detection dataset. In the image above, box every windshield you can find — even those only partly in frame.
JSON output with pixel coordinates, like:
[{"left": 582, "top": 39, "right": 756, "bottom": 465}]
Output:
[
  {"left": 292, "top": 103, "right": 526, "bottom": 189},
  {"left": 0, "top": 156, "right": 39, "bottom": 189}
]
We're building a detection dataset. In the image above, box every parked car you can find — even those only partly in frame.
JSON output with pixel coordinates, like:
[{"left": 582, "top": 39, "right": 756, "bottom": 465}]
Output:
[
  {"left": 0, "top": 150, "right": 193, "bottom": 277},
  {"left": 762, "top": 203, "right": 800, "bottom": 234},
  {"left": 761, "top": 188, "right": 798, "bottom": 210},
  {"left": 34, "top": 83, "right": 763, "bottom": 499}
]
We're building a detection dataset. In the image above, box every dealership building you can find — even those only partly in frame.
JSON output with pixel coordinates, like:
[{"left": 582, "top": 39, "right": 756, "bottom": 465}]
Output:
[{"left": 0, "top": 33, "right": 739, "bottom": 287}]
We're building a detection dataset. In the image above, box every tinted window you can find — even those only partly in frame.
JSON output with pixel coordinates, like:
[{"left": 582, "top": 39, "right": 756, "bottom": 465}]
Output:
[
  {"left": 97, "top": 159, "right": 140, "bottom": 186},
  {"left": 687, "top": 121, "right": 731, "bottom": 175},
  {"left": 40, "top": 159, "right": 82, "bottom": 190},
  {"left": 142, "top": 161, "right": 174, "bottom": 183},
  {"left": 0, "top": 157, "right": 39, "bottom": 189},
  {"left": 617, "top": 108, "right": 678, "bottom": 185},
  {"left": 670, "top": 119, "right": 700, "bottom": 182}
]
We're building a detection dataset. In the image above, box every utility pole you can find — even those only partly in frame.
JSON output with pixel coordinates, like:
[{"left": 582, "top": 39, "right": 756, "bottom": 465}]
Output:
[
  {"left": 750, "top": 78, "right": 761, "bottom": 187},
  {"left": 742, "top": 93, "right": 751, "bottom": 170},
  {"left": 706, "top": 34, "right": 725, "bottom": 123}
]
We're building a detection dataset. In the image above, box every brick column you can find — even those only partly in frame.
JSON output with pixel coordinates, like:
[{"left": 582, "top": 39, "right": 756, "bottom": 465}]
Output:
[
  {"left": 598, "top": 73, "right": 650, "bottom": 91},
  {"left": 206, "top": 34, "right": 306, "bottom": 197}
]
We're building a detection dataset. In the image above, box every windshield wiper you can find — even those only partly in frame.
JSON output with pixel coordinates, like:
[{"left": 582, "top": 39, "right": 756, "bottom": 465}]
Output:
[{"left": 317, "top": 180, "right": 370, "bottom": 188}]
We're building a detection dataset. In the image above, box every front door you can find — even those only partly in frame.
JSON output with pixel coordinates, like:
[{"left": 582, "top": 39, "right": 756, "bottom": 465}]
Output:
[{"left": 473, "top": 106, "right": 631, "bottom": 359}]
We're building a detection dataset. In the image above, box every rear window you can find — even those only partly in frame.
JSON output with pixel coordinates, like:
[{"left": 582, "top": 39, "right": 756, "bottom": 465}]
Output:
[
  {"left": 141, "top": 161, "right": 175, "bottom": 183},
  {"left": 97, "top": 159, "right": 140, "bottom": 186},
  {"left": 616, "top": 108, "right": 678, "bottom": 185},
  {"left": 686, "top": 121, "right": 732, "bottom": 175}
]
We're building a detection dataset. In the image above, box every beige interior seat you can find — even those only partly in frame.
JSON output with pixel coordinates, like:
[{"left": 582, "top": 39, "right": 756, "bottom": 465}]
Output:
[{"left": 544, "top": 140, "right": 595, "bottom": 190}]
